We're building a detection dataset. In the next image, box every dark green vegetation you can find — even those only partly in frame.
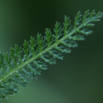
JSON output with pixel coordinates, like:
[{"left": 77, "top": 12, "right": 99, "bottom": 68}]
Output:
[{"left": 0, "top": 10, "right": 103, "bottom": 103}]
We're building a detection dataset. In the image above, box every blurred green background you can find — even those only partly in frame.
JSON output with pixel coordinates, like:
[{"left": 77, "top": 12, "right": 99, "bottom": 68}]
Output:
[{"left": 0, "top": 0, "right": 103, "bottom": 103}]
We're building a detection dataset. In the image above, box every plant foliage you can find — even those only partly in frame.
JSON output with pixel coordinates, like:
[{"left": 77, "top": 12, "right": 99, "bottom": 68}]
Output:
[{"left": 0, "top": 10, "right": 103, "bottom": 103}]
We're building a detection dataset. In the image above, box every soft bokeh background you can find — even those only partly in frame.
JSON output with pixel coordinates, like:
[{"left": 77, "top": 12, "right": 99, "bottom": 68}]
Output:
[{"left": 0, "top": 0, "right": 103, "bottom": 103}]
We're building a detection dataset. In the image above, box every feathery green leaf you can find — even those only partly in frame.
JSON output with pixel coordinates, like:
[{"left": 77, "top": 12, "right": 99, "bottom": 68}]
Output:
[{"left": 0, "top": 10, "right": 103, "bottom": 103}]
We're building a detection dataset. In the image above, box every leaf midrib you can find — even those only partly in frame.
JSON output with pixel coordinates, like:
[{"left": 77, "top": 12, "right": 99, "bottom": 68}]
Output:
[{"left": 0, "top": 15, "right": 98, "bottom": 84}]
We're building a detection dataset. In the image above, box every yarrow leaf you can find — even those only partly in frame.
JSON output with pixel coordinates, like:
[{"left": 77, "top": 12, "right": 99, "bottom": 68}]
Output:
[{"left": 0, "top": 10, "right": 103, "bottom": 103}]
